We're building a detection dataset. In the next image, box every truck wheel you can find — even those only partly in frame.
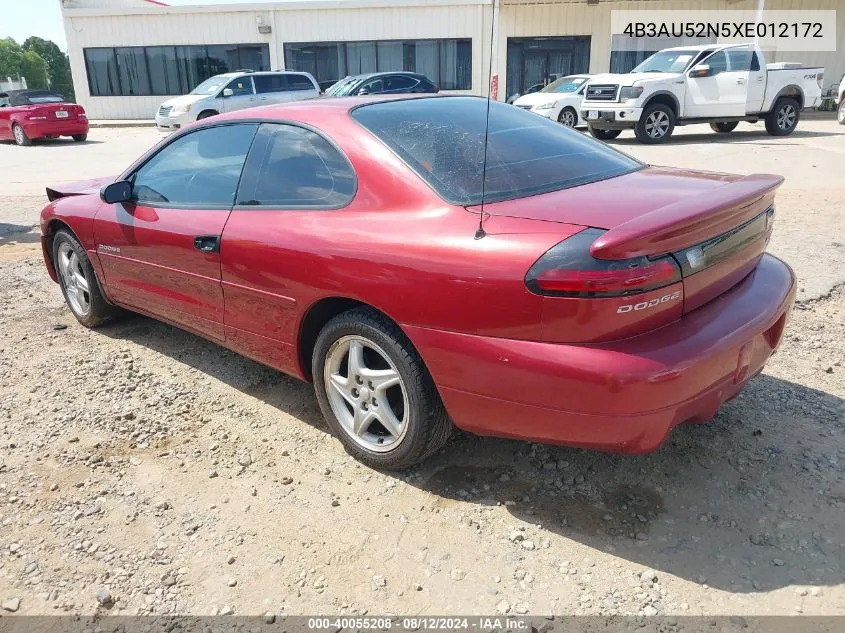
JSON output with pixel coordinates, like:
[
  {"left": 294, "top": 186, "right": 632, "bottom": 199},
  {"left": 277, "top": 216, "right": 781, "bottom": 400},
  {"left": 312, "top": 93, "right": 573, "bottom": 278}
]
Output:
[
  {"left": 635, "top": 102, "right": 675, "bottom": 143},
  {"left": 587, "top": 127, "right": 621, "bottom": 140},
  {"left": 765, "top": 97, "right": 800, "bottom": 136},
  {"left": 710, "top": 122, "right": 739, "bottom": 134},
  {"left": 838, "top": 99, "right": 845, "bottom": 126}
]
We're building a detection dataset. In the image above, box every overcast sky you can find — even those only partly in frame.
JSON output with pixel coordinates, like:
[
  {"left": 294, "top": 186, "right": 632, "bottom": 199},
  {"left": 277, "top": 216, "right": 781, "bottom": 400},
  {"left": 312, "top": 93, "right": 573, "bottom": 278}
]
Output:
[{"left": 1, "top": 0, "right": 292, "bottom": 52}]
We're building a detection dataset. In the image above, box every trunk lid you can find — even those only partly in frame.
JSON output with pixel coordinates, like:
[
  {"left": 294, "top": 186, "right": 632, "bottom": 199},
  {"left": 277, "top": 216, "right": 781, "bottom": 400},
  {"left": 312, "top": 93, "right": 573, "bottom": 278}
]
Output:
[
  {"left": 474, "top": 166, "right": 782, "bottom": 317},
  {"left": 26, "top": 102, "right": 85, "bottom": 122}
]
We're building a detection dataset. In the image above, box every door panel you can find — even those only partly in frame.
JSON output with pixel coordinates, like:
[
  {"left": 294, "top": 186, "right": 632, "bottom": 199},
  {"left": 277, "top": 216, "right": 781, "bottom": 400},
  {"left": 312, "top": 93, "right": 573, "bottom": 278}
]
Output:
[
  {"left": 94, "top": 123, "right": 258, "bottom": 340},
  {"left": 220, "top": 76, "right": 257, "bottom": 113},
  {"left": 94, "top": 204, "right": 231, "bottom": 339},
  {"left": 684, "top": 51, "right": 746, "bottom": 117}
]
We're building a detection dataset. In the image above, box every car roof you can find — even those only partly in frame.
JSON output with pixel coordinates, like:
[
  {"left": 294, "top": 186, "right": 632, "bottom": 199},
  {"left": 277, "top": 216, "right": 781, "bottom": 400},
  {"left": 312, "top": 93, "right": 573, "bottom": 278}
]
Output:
[{"left": 344, "top": 72, "right": 429, "bottom": 81}]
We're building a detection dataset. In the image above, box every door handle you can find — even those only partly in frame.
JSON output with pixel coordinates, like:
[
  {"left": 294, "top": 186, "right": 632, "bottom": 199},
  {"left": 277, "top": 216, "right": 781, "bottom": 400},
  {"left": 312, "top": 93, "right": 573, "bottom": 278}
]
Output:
[
  {"left": 736, "top": 78, "right": 746, "bottom": 85},
  {"left": 194, "top": 235, "right": 220, "bottom": 253},
  {"left": 756, "top": 76, "right": 764, "bottom": 82}
]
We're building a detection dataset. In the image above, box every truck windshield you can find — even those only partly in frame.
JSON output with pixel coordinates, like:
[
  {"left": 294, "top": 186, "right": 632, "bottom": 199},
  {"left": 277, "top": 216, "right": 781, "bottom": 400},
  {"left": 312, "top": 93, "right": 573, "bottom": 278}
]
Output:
[{"left": 632, "top": 50, "right": 698, "bottom": 73}]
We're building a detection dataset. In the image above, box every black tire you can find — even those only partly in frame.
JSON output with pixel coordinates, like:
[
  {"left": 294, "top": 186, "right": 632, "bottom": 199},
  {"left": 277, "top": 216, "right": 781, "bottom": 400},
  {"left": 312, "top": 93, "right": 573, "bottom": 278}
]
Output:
[
  {"left": 710, "top": 121, "right": 739, "bottom": 134},
  {"left": 72, "top": 134, "right": 88, "bottom": 142},
  {"left": 765, "top": 97, "right": 800, "bottom": 136},
  {"left": 196, "top": 110, "right": 219, "bottom": 120},
  {"left": 12, "top": 123, "right": 31, "bottom": 146},
  {"left": 634, "top": 101, "right": 675, "bottom": 144},
  {"left": 312, "top": 307, "right": 451, "bottom": 470},
  {"left": 52, "top": 229, "right": 122, "bottom": 328},
  {"left": 587, "top": 126, "right": 622, "bottom": 140},
  {"left": 837, "top": 99, "right": 845, "bottom": 126},
  {"left": 558, "top": 107, "right": 578, "bottom": 128}
]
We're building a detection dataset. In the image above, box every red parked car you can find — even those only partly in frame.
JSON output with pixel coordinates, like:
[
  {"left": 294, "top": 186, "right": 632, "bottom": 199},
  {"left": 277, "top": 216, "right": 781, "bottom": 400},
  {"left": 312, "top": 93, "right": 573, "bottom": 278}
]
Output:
[
  {"left": 39, "top": 96, "right": 795, "bottom": 469},
  {"left": 0, "top": 89, "right": 89, "bottom": 146}
]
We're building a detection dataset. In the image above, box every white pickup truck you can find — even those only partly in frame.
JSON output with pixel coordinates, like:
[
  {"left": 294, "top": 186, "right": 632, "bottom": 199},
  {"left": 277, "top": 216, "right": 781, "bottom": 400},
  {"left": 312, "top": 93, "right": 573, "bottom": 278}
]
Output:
[{"left": 581, "top": 43, "right": 823, "bottom": 143}]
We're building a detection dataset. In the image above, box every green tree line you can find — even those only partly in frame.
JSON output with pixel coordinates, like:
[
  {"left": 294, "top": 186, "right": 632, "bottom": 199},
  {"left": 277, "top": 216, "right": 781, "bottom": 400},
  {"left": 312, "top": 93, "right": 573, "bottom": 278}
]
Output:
[{"left": 0, "top": 36, "right": 75, "bottom": 101}]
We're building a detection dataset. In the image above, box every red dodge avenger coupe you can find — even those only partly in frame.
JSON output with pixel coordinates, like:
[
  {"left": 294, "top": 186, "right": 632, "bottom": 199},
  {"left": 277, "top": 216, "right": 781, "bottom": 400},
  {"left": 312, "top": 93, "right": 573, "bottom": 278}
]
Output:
[{"left": 40, "top": 96, "right": 795, "bottom": 469}]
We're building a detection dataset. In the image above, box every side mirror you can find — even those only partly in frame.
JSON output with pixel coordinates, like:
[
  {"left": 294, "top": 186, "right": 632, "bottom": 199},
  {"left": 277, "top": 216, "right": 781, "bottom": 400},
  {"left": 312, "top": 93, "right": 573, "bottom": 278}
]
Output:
[
  {"left": 100, "top": 180, "right": 132, "bottom": 204},
  {"left": 689, "top": 64, "right": 712, "bottom": 78},
  {"left": 222, "top": 88, "right": 234, "bottom": 97},
  {"left": 357, "top": 88, "right": 370, "bottom": 96}
]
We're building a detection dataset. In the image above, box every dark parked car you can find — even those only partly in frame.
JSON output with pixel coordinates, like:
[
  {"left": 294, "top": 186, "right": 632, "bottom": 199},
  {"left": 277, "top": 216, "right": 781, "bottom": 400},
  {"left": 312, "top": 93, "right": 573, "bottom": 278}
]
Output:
[
  {"left": 325, "top": 72, "right": 438, "bottom": 97},
  {"left": 318, "top": 79, "right": 338, "bottom": 92}
]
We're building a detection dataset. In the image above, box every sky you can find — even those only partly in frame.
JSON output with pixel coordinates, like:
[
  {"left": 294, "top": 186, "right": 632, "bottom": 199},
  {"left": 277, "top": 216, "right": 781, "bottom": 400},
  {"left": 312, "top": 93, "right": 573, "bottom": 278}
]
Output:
[{"left": 0, "top": 0, "right": 279, "bottom": 52}]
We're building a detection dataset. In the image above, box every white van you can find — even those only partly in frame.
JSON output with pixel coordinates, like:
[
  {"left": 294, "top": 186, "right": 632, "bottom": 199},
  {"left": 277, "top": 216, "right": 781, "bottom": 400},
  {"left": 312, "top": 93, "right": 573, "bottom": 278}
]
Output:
[{"left": 155, "top": 70, "right": 319, "bottom": 131}]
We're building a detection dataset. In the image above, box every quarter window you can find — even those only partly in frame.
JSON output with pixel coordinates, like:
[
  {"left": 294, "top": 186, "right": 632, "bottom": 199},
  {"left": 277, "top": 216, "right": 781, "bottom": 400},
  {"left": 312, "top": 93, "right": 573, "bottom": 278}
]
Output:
[
  {"left": 288, "top": 74, "right": 316, "bottom": 91},
  {"left": 131, "top": 124, "right": 258, "bottom": 207},
  {"left": 236, "top": 124, "right": 356, "bottom": 208}
]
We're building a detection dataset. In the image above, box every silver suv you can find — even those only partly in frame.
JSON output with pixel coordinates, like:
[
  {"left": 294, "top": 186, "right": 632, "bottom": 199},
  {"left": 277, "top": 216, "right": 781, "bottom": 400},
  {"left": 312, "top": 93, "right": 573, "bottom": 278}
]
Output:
[{"left": 155, "top": 70, "right": 319, "bottom": 131}]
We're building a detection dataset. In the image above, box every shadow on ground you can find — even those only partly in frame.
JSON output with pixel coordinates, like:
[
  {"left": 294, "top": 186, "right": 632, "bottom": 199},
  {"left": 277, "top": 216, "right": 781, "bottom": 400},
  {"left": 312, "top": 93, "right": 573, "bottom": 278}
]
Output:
[
  {"left": 0, "top": 222, "right": 39, "bottom": 245},
  {"left": 101, "top": 312, "right": 844, "bottom": 595}
]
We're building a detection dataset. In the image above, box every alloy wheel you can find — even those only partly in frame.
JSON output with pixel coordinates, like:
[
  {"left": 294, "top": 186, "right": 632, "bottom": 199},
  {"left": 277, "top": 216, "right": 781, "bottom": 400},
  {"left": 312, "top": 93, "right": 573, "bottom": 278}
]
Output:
[
  {"left": 13, "top": 126, "right": 24, "bottom": 145},
  {"left": 645, "top": 111, "right": 670, "bottom": 138},
  {"left": 323, "top": 335, "right": 409, "bottom": 452},
  {"left": 777, "top": 104, "right": 796, "bottom": 130},
  {"left": 57, "top": 242, "right": 91, "bottom": 316},
  {"left": 560, "top": 109, "right": 576, "bottom": 127}
]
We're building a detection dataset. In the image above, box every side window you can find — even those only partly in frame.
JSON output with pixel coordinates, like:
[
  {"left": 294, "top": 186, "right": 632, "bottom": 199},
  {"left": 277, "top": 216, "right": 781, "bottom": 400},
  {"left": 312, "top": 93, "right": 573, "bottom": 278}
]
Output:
[
  {"left": 131, "top": 124, "right": 258, "bottom": 207},
  {"left": 236, "top": 123, "right": 356, "bottom": 208},
  {"left": 750, "top": 52, "right": 761, "bottom": 72},
  {"left": 225, "top": 77, "right": 253, "bottom": 96},
  {"left": 703, "top": 51, "right": 728, "bottom": 76},
  {"left": 384, "top": 75, "right": 417, "bottom": 92},
  {"left": 254, "top": 74, "right": 288, "bottom": 94},
  {"left": 288, "top": 74, "right": 316, "bottom": 91},
  {"left": 726, "top": 48, "right": 753, "bottom": 72},
  {"left": 359, "top": 79, "right": 384, "bottom": 94}
]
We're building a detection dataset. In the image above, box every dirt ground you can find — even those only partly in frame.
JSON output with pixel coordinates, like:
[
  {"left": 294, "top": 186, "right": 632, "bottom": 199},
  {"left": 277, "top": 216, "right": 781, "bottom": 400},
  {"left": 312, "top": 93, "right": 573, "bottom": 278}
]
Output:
[{"left": 0, "top": 119, "right": 843, "bottom": 618}]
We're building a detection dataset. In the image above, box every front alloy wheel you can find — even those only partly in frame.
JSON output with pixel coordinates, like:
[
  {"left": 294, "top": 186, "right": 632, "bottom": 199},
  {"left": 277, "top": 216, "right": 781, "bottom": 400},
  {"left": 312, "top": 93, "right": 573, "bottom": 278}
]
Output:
[
  {"left": 56, "top": 241, "right": 91, "bottom": 317},
  {"left": 558, "top": 108, "right": 577, "bottom": 128},
  {"left": 324, "top": 335, "right": 409, "bottom": 452},
  {"left": 837, "top": 99, "right": 845, "bottom": 125}
]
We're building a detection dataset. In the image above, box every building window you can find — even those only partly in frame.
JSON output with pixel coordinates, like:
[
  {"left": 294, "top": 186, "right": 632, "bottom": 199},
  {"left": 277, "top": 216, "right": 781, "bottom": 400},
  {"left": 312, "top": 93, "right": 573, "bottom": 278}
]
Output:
[
  {"left": 84, "top": 44, "right": 270, "bottom": 96},
  {"left": 608, "top": 35, "right": 715, "bottom": 73},
  {"left": 283, "top": 39, "right": 472, "bottom": 90},
  {"left": 505, "top": 36, "right": 591, "bottom": 103}
]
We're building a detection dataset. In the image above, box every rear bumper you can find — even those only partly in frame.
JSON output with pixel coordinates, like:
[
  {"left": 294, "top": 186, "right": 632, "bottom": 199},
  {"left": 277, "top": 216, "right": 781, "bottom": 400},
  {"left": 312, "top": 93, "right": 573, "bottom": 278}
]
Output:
[
  {"left": 25, "top": 119, "right": 89, "bottom": 139},
  {"left": 406, "top": 253, "right": 795, "bottom": 453},
  {"left": 581, "top": 106, "right": 642, "bottom": 129}
]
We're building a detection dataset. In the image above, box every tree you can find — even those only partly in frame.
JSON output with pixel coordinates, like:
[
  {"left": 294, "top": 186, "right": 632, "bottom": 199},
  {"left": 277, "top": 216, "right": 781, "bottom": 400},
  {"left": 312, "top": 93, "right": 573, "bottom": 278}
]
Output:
[
  {"left": 0, "top": 37, "right": 49, "bottom": 90},
  {"left": 24, "top": 36, "right": 75, "bottom": 100}
]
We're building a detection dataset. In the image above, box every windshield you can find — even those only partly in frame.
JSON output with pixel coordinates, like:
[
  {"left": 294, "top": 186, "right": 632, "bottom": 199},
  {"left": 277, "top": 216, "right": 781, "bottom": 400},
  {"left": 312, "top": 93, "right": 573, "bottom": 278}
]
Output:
[
  {"left": 326, "top": 77, "right": 359, "bottom": 97},
  {"left": 190, "top": 76, "right": 231, "bottom": 95},
  {"left": 352, "top": 97, "right": 641, "bottom": 206},
  {"left": 540, "top": 76, "right": 587, "bottom": 94},
  {"left": 632, "top": 50, "right": 698, "bottom": 73}
]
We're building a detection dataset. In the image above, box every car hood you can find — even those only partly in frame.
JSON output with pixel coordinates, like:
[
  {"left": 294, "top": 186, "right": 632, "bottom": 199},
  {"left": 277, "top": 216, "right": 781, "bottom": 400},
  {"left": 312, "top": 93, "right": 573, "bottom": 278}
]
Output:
[
  {"left": 46, "top": 176, "right": 116, "bottom": 201},
  {"left": 513, "top": 92, "right": 580, "bottom": 107},
  {"left": 588, "top": 72, "right": 682, "bottom": 85},
  {"left": 160, "top": 94, "right": 211, "bottom": 108}
]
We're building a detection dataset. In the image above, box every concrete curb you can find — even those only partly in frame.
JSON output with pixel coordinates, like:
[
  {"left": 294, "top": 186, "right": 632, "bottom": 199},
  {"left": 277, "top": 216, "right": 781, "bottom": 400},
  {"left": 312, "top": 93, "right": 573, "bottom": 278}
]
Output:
[{"left": 89, "top": 120, "right": 156, "bottom": 128}]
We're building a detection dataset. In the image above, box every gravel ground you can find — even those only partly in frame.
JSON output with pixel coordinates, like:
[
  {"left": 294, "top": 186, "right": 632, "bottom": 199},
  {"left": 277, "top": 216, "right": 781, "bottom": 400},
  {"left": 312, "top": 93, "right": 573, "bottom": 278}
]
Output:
[{"left": 0, "top": 120, "right": 843, "bottom": 618}]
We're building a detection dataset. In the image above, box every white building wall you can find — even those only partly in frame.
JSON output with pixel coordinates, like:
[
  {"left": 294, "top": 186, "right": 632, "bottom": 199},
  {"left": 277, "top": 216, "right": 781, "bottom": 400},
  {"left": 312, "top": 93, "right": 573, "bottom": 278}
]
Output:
[
  {"left": 63, "top": 0, "right": 490, "bottom": 120},
  {"left": 63, "top": 0, "right": 843, "bottom": 119}
]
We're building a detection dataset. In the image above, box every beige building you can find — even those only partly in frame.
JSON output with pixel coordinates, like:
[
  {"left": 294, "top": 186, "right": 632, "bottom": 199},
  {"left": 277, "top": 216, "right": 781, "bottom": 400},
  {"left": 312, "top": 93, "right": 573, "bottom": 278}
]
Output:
[{"left": 60, "top": 0, "right": 844, "bottom": 119}]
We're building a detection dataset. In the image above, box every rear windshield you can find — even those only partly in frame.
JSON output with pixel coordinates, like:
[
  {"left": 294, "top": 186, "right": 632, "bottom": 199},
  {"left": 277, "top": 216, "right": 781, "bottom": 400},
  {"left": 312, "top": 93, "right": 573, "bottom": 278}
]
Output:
[{"left": 351, "top": 97, "right": 641, "bottom": 205}]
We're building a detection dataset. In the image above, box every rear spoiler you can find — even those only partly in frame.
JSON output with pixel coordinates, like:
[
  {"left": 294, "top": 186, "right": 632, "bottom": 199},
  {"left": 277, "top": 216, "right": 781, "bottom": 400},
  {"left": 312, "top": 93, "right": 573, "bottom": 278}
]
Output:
[{"left": 590, "top": 173, "right": 784, "bottom": 260}]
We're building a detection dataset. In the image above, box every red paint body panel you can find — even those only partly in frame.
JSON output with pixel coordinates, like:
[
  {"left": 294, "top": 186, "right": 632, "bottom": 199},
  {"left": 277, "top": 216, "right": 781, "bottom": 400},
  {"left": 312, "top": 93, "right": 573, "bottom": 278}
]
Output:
[
  {"left": 0, "top": 102, "right": 88, "bottom": 140},
  {"left": 407, "top": 254, "right": 794, "bottom": 451},
  {"left": 38, "top": 97, "right": 798, "bottom": 454},
  {"left": 93, "top": 203, "right": 230, "bottom": 340}
]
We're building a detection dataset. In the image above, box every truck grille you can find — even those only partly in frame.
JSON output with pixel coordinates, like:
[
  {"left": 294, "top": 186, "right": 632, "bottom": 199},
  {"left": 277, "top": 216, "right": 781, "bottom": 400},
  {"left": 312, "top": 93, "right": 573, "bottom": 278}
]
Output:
[
  {"left": 158, "top": 105, "right": 172, "bottom": 117},
  {"left": 585, "top": 84, "right": 619, "bottom": 101}
]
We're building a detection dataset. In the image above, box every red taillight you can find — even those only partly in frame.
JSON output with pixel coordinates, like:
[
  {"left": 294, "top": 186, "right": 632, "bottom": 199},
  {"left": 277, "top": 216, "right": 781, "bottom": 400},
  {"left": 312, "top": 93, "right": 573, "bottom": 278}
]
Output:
[{"left": 525, "top": 228, "right": 681, "bottom": 298}]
